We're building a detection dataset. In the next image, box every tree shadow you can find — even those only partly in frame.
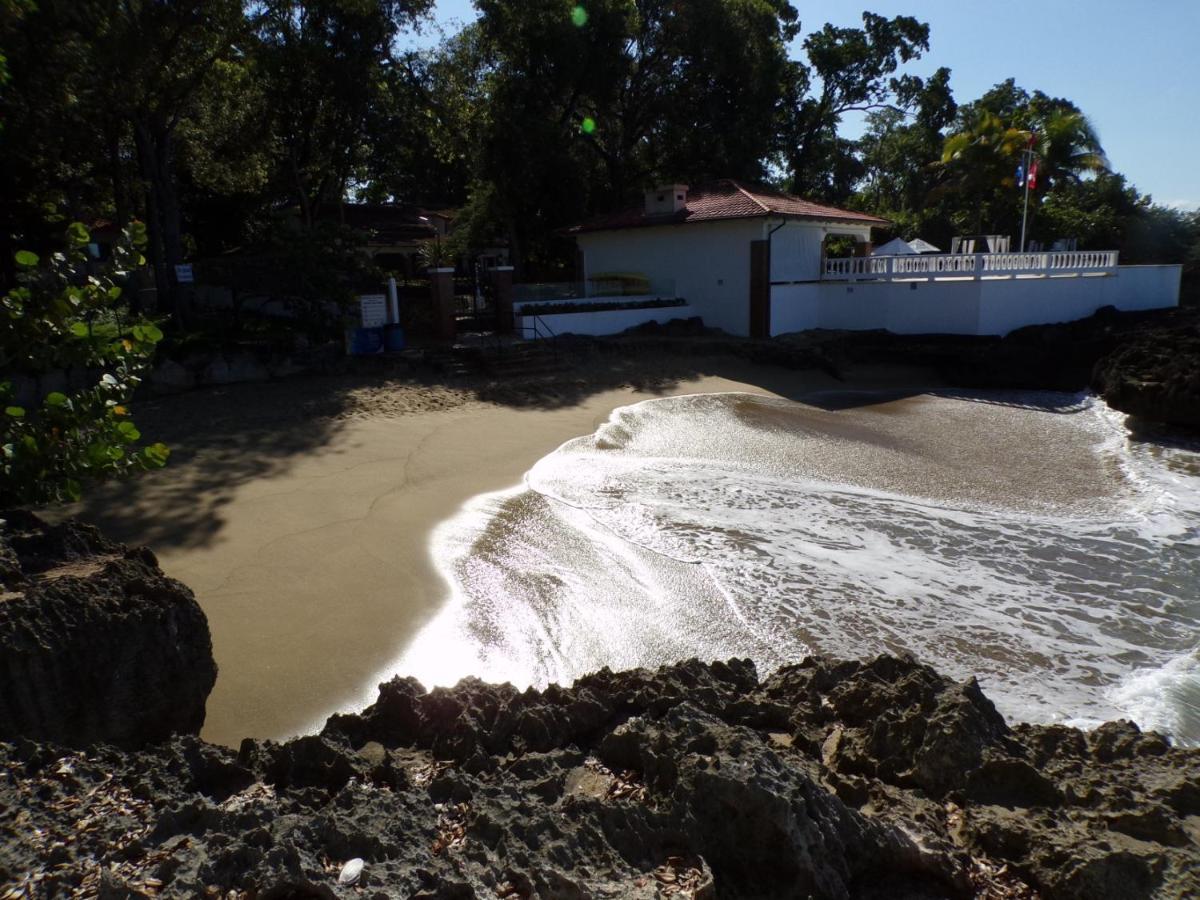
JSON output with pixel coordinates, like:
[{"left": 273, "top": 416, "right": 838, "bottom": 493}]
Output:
[
  {"left": 70, "top": 376, "right": 361, "bottom": 553},
  {"left": 467, "top": 338, "right": 939, "bottom": 412},
  {"left": 67, "top": 340, "right": 944, "bottom": 552}
]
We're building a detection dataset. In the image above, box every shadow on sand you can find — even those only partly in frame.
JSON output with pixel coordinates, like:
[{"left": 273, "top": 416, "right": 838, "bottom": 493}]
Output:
[{"left": 68, "top": 340, "right": 943, "bottom": 553}]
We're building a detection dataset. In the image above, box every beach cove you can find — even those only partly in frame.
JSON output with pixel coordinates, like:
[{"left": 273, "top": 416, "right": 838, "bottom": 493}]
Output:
[
  {"left": 70, "top": 353, "right": 939, "bottom": 747},
  {"left": 65, "top": 345, "right": 1200, "bottom": 751}
]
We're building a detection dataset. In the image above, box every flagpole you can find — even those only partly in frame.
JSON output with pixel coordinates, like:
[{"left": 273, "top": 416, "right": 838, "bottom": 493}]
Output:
[{"left": 1019, "top": 145, "right": 1032, "bottom": 254}]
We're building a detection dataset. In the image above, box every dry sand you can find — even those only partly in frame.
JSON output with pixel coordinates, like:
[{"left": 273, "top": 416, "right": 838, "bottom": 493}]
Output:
[{"left": 70, "top": 353, "right": 940, "bottom": 747}]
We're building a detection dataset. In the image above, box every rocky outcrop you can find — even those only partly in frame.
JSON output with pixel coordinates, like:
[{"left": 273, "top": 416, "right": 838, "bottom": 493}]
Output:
[
  {"left": 776, "top": 303, "right": 1200, "bottom": 430},
  {"left": 1091, "top": 323, "right": 1200, "bottom": 429},
  {"left": 0, "top": 511, "right": 217, "bottom": 749},
  {"left": 2, "top": 655, "right": 1195, "bottom": 898}
]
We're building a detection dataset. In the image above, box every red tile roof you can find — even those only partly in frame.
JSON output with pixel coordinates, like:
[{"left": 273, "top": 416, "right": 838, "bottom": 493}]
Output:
[{"left": 569, "top": 180, "right": 889, "bottom": 233}]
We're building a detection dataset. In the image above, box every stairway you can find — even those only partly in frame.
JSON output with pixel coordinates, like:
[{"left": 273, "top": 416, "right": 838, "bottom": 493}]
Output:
[
  {"left": 484, "top": 340, "right": 566, "bottom": 378},
  {"left": 422, "top": 345, "right": 487, "bottom": 377}
]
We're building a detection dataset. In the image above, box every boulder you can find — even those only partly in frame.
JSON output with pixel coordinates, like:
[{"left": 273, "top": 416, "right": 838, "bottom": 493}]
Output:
[
  {"left": 0, "top": 511, "right": 217, "bottom": 748},
  {"left": 1092, "top": 324, "right": 1200, "bottom": 429}
]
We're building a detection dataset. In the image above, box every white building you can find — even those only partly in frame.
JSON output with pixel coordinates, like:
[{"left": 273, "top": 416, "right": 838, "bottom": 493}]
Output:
[{"left": 564, "top": 181, "right": 1182, "bottom": 338}]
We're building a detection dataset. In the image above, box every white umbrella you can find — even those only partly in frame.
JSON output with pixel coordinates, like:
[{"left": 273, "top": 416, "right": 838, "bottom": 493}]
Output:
[{"left": 908, "top": 238, "right": 942, "bottom": 254}]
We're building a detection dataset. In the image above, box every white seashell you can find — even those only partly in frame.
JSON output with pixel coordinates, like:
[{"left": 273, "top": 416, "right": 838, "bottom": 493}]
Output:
[{"left": 338, "top": 858, "right": 365, "bottom": 885}]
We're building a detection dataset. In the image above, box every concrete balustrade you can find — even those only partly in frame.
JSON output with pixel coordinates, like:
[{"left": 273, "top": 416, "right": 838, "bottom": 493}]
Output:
[{"left": 823, "top": 250, "right": 1121, "bottom": 282}]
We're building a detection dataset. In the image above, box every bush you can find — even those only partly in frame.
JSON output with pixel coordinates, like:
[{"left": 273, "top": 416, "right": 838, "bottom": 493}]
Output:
[
  {"left": 1, "top": 222, "right": 169, "bottom": 506},
  {"left": 515, "top": 297, "right": 686, "bottom": 317}
]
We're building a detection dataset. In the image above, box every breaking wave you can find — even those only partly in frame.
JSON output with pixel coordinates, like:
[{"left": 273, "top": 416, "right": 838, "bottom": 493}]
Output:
[{"left": 392, "top": 391, "right": 1200, "bottom": 745}]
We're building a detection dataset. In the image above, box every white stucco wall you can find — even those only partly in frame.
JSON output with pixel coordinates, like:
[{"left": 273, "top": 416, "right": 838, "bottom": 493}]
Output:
[
  {"left": 517, "top": 304, "right": 696, "bottom": 337},
  {"left": 768, "top": 220, "right": 872, "bottom": 283},
  {"left": 769, "top": 284, "right": 822, "bottom": 334},
  {"left": 771, "top": 266, "right": 1182, "bottom": 337},
  {"left": 577, "top": 220, "right": 761, "bottom": 335},
  {"left": 977, "top": 267, "right": 1183, "bottom": 334}
]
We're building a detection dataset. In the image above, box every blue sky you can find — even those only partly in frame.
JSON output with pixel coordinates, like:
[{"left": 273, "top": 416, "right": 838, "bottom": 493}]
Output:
[{"left": 412, "top": 1, "right": 1200, "bottom": 210}]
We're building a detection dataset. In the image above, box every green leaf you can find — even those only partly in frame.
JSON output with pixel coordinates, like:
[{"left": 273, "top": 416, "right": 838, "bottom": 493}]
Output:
[
  {"left": 65, "top": 479, "right": 82, "bottom": 502},
  {"left": 70, "top": 322, "right": 89, "bottom": 338},
  {"left": 66, "top": 222, "right": 90, "bottom": 247},
  {"left": 44, "top": 392, "right": 68, "bottom": 407},
  {"left": 143, "top": 442, "right": 170, "bottom": 465},
  {"left": 5, "top": 406, "right": 25, "bottom": 418},
  {"left": 117, "top": 421, "right": 141, "bottom": 442},
  {"left": 142, "top": 323, "right": 164, "bottom": 342},
  {"left": 14, "top": 250, "right": 38, "bottom": 267},
  {"left": 108, "top": 446, "right": 126, "bottom": 460}
]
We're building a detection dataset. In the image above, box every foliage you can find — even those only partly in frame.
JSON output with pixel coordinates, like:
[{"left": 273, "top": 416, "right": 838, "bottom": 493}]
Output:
[
  {"left": 0, "top": 1, "right": 1192, "bottom": 294},
  {"left": 516, "top": 297, "right": 685, "bottom": 316},
  {"left": 0, "top": 224, "right": 169, "bottom": 507}
]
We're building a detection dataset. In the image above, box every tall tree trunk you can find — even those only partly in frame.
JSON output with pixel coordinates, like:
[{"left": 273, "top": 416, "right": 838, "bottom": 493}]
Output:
[
  {"left": 134, "top": 120, "right": 185, "bottom": 325},
  {"left": 134, "top": 122, "right": 170, "bottom": 314},
  {"left": 108, "top": 125, "right": 130, "bottom": 228}
]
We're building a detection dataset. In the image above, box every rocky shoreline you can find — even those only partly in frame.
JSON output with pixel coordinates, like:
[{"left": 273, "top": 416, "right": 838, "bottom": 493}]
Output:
[
  {"left": 773, "top": 302, "right": 1200, "bottom": 430},
  {"left": 2, "top": 653, "right": 1197, "bottom": 899},
  {"left": 1, "top": 518, "right": 1199, "bottom": 899}
]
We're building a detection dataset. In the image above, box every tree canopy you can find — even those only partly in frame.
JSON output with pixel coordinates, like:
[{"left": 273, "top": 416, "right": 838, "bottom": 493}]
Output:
[{"left": 0, "top": 2, "right": 1195, "bottom": 285}]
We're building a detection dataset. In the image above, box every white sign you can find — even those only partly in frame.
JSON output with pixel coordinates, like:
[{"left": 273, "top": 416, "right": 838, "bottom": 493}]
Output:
[
  {"left": 174, "top": 263, "right": 194, "bottom": 284},
  {"left": 359, "top": 294, "right": 388, "bottom": 328}
]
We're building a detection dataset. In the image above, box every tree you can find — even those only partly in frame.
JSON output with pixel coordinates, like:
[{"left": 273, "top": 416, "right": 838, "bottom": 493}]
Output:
[
  {"left": 1, "top": 224, "right": 168, "bottom": 507},
  {"left": 782, "top": 12, "right": 930, "bottom": 199},
  {"left": 254, "top": 0, "right": 435, "bottom": 228},
  {"left": 936, "top": 80, "right": 1110, "bottom": 241},
  {"left": 448, "top": 0, "right": 802, "bottom": 274},
  {"left": 854, "top": 66, "right": 955, "bottom": 236},
  {"left": 85, "top": 0, "right": 251, "bottom": 320},
  {"left": 939, "top": 109, "right": 1030, "bottom": 235}
]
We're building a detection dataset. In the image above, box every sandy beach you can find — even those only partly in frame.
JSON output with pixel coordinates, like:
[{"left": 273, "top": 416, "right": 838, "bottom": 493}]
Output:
[{"left": 68, "top": 352, "right": 940, "bottom": 747}]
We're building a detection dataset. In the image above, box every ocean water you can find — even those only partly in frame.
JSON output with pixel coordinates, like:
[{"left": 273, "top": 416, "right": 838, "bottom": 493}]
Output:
[{"left": 393, "top": 391, "right": 1200, "bottom": 746}]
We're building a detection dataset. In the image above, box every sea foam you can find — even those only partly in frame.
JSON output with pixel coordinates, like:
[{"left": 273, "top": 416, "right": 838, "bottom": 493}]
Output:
[{"left": 391, "top": 391, "right": 1200, "bottom": 746}]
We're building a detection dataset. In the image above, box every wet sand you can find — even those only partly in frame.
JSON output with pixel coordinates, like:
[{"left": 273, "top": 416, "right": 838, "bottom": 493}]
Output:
[{"left": 68, "top": 358, "right": 941, "bottom": 747}]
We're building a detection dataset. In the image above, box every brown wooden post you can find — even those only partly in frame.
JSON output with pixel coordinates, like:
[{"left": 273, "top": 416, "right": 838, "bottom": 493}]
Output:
[
  {"left": 749, "top": 239, "right": 770, "bottom": 339},
  {"left": 490, "top": 266, "right": 515, "bottom": 335},
  {"left": 429, "top": 267, "right": 457, "bottom": 341}
]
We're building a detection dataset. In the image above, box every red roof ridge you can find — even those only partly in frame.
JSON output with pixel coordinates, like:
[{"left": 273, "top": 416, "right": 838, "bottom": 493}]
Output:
[
  {"left": 729, "top": 180, "right": 772, "bottom": 214},
  {"left": 569, "top": 179, "right": 889, "bottom": 233}
]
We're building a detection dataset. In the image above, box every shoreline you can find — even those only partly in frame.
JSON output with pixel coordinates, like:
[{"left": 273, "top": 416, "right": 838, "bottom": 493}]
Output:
[{"left": 68, "top": 356, "right": 943, "bottom": 747}]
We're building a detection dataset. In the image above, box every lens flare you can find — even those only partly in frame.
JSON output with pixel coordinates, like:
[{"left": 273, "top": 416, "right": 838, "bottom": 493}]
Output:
[{"left": 571, "top": 5, "right": 588, "bottom": 27}]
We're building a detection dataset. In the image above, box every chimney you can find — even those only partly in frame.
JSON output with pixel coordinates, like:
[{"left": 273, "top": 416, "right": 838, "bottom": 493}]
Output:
[{"left": 644, "top": 184, "right": 688, "bottom": 216}]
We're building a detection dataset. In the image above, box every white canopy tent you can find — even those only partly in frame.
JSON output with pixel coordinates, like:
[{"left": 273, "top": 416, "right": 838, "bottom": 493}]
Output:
[
  {"left": 873, "top": 237, "right": 917, "bottom": 256},
  {"left": 873, "top": 237, "right": 942, "bottom": 255}
]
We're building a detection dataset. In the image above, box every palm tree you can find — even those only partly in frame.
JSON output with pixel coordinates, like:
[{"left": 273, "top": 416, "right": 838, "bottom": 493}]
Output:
[
  {"left": 938, "top": 105, "right": 1110, "bottom": 239},
  {"left": 1033, "top": 109, "right": 1110, "bottom": 189},
  {"left": 939, "top": 110, "right": 1029, "bottom": 232}
]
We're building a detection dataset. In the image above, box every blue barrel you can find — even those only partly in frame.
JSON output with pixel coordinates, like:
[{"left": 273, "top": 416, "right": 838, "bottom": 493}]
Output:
[
  {"left": 350, "top": 327, "right": 384, "bottom": 355},
  {"left": 384, "top": 324, "right": 406, "bottom": 352}
]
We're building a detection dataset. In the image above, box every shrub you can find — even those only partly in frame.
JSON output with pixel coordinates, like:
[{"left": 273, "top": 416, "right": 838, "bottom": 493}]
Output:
[
  {"left": 515, "top": 297, "right": 686, "bottom": 316},
  {"left": 1, "top": 222, "right": 169, "bottom": 506}
]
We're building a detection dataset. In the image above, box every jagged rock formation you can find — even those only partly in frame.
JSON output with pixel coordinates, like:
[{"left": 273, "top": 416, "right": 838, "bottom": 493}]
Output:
[
  {"left": 775, "top": 303, "right": 1200, "bottom": 430},
  {"left": 2, "top": 655, "right": 1196, "bottom": 898},
  {"left": 0, "top": 511, "right": 217, "bottom": 748},
  {"left": 1092, "top": 322, "right": 1200, "bottom": 429}
]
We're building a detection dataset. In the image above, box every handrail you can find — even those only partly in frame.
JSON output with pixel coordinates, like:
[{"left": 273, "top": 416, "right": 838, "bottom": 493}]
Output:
[
  {"left": 514, "top": 313, "right": 559, "bottom": 353},
  {"left": 822, "top": 250, "right": 1119, "bottom": 282}
]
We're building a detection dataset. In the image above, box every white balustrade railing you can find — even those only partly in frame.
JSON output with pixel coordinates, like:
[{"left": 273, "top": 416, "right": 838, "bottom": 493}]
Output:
[{"left": 822, "top": 250, "right": 1119, "bottom": 282}]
